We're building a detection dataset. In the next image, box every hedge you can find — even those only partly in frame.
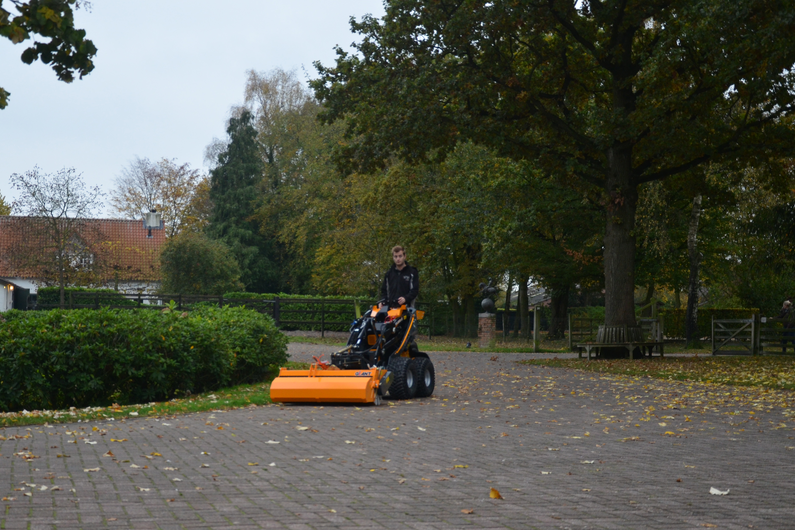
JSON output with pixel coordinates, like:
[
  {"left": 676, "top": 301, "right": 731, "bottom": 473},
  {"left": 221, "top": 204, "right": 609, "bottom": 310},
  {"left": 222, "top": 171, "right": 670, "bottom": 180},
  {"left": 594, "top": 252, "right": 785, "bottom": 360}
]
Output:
[
  {"left": 0, "top": 306, "right": 288, "bottom": 412},
  {"left": 660, "top": 308, "right": 759, "bottom": 339},
  {"left": 223, "top": 292, "right": 364, "bottom": 332},
  {"left": 37, "top": 287, "right": 139, "bottom": 308}
]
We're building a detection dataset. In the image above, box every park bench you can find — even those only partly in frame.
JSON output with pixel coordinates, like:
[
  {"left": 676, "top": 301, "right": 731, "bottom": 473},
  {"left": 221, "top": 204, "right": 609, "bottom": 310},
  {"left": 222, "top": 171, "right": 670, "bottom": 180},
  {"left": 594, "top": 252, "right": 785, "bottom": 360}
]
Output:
[{"left": 575, "top": 321, "right": 664, "bottom": 360}]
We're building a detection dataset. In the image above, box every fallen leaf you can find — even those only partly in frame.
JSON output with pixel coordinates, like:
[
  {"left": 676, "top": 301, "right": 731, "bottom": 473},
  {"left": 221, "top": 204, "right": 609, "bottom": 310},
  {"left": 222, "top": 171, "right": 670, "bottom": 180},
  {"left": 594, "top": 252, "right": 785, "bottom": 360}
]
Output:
[
  {"left": 110, "top": 439, "right": 127, "bottom": 442},
  {"left": 296, "top": 426, "right": 309, "bottom": 431},
  {"left": 201, "top": 464, "right": 210, "bottom": 468},
  {"left": 709, "top": 487, "right": 729, "bottom": 496},
  {"left": 345, "top": 440, "right": 356, "bottom": 444},
  {"left": 265, "top": 440, "right": 280, "bottom": 444},
  {"left": 23, "top": 493, "right": 32, "bottom": 497},
  {"left": 453, "top": 465, "right": 468, "bottom": 468},
  {"left": 418, "top": 427, "right": 426, "bottom": 431},
  {"left": 489, "top": 487, "right": 503, "bottom": 499},
  {"left": 84, "top": 441, "right": 97, "bottom": 445},
  {"left": 2, "top": 497, "right": 16, "bottom": 501},
  {"left": 107, "top": 518, "right": 118, "bottom": 521},
  {"left": 83, "top": 468, "right": 100, "bottom": 473},
  {"left": 581, "top": 460, "right": 595, "bottom": 464},
  {"left": 398, "top": 479, "right": 406, "bottom": 484},
  {"left": 329, "top": 509, "right": 337, "bottom": 513},
  {"left": 582, "top": 489, "right": 591, "bottom": 492},
  {"left": 541, "top": 471, "right": 551, "bottom": 475},
  {"left": 248, "top": 462, "right": 259, "bottom": 466},
  {"left": 461, "top": 509, "right": 474, "bottom": 514},
  {"left": 172, "top": 478, "right": 182, "bottom": 482},
  {"left": 150, "top": 452, "right": 162, "bottom": 457},
  {"left": 50, "top": 486, "right": 62, "bottom": 491},
  {"left": 137, "top": 487, "right": 150, "bottom": 492},
  {"left": 164, "top": 467, "right": 178, "bottom": 471},
  {"left": 102, "top": 451, "right": 114, "bottom": 458},
  {"left": 129, "top": 464, "right": 140, "bottom": 469}
]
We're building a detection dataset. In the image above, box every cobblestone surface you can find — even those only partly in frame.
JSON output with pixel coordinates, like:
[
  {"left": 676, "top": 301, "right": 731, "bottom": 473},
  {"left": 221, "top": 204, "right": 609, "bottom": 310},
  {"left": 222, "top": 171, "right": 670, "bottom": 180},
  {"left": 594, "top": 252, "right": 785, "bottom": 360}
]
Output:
[{"left": 1, "top": 343, "right": 794, "bottom": 529}]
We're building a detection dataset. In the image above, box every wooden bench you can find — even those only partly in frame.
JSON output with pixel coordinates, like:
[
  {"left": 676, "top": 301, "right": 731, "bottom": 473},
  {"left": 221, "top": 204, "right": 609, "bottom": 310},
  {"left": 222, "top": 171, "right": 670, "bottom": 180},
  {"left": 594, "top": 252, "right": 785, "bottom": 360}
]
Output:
[
  {"left": 576, "top": 341, "right": 665, "bottom": 360},
  {"left": 575, "top": 323, "right": 664, "bottom": 360}
]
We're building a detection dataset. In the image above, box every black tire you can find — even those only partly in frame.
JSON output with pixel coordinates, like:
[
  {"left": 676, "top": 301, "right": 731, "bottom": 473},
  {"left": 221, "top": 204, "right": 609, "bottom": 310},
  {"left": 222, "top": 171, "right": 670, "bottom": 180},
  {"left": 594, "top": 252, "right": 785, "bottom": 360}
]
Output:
[
  {"left": 387, "top": 355, "right": 418, "bottom": 400},
  {"left": 412, "top": 356, "right": 435, "bottom": 398}
]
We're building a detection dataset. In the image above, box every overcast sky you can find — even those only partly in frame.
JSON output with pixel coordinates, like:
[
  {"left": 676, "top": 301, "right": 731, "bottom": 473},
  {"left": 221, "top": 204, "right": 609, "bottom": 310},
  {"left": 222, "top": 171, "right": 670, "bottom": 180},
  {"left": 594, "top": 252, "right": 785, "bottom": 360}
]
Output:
[{"left": 0, "top": 0, "right": 385, "bottom": 214}]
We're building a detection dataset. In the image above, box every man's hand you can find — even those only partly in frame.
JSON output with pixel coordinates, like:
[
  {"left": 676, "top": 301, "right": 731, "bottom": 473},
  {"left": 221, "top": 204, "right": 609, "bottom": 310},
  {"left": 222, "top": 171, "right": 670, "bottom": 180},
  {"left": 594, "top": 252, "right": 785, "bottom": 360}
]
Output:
[{"left": 398, "top": 297, "right": 406, "bottom": 305}]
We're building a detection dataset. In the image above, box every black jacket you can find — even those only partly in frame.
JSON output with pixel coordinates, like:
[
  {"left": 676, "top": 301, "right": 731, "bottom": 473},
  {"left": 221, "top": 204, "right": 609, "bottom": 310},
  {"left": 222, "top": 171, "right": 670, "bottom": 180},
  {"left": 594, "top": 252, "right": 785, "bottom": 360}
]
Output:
[{"left": 381, "top": 263, "right": 419, "bottom": 306}]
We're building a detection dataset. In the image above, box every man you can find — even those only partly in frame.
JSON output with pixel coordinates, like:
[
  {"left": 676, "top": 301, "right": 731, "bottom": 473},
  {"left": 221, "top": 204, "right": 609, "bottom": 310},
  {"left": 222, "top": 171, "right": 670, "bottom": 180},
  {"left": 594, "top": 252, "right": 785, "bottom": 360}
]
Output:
[
  {"left": 380, "top": 245, "right": 419, "bottom": 308},
  {"left": 780, "top": 300, "right": 794, "bottom": 354}
]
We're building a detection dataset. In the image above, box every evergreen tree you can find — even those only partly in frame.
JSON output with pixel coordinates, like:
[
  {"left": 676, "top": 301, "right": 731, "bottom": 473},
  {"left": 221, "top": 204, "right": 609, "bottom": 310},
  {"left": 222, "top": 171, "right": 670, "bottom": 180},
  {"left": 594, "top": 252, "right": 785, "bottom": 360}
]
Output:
[{"left": 206, "top": 110, "right": 278, "bottom": 293}]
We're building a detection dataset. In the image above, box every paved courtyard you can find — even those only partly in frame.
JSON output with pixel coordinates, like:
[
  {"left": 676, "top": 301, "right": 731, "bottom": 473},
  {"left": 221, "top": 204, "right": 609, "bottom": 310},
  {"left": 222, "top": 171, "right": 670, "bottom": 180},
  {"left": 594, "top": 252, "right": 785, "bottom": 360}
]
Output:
[{"left": 1, "top": 343, "right": 794, "bottom": 529}]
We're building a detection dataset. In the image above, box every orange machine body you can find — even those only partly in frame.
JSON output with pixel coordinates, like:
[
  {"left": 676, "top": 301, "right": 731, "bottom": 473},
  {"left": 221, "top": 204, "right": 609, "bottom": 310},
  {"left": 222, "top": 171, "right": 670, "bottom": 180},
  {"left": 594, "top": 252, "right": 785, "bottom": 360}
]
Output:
[{"left": 270, "top": 364, "right": 386, "bottom": 404}]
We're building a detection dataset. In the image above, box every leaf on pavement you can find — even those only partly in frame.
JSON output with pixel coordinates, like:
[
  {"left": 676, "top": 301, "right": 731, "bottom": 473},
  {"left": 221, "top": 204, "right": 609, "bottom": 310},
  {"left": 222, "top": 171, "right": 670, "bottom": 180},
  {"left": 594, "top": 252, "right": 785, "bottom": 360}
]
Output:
[
  {"left": 102, "top": 451, "right": 114, "bottom": 458},
  {"left": 83, "top": 468, "right": 100, "bottom": 472},
  {"left": 489, "top": 487, "right": 503, "bottom": 499},
  {"left": 709, "top": 487, "right": 729, "bottom": 496},
  {"left": 461, "top": 509, "right": 474, "bottom": 514}
]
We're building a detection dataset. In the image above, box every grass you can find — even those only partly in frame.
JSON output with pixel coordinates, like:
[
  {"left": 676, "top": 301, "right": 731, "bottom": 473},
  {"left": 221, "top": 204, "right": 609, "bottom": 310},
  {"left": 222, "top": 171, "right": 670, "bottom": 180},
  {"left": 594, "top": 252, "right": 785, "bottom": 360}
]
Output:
[
  {"left": 0, "top": 361, "right": 310, "bottom": 429},
  {"left": 521, "top": 355, "right": 795, "bottom": 391}
]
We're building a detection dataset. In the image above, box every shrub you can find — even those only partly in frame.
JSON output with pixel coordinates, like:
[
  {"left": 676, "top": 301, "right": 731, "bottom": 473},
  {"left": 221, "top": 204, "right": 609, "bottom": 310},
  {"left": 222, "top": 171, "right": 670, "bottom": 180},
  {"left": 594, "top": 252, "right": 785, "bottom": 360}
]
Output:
[{"left": 0, "top": 306, "right": 287, "bottom": 412}]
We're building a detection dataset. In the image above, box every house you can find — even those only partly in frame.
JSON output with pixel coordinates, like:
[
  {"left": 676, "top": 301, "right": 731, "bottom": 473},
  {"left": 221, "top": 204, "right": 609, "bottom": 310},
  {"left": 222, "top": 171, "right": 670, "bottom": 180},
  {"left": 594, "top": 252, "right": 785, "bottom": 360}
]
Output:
[{"left": 0, "top": 213, "right": 165, "bottom": 310}]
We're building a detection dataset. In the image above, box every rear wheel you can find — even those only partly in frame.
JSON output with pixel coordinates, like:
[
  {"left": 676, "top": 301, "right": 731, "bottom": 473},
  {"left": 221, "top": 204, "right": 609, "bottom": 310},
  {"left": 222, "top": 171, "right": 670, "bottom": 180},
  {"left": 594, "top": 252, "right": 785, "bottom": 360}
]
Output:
[
  {"left": 412, "top": 357, "right": 435, "bottom": 398},
  {"left": 387, "top": 356, "right": 418, "bottom": 400}
]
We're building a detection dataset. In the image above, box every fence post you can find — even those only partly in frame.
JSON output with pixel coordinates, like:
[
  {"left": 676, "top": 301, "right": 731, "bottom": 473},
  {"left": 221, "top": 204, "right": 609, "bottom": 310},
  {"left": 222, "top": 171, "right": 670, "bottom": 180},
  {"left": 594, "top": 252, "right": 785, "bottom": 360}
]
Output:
[
  {"left": 274, "top": 297, "right": 280, "bottom": 327},
  {"left": 711, "top": 315, "right": 715, "bottom": 355},
  {"left": 321, "top": 300, "right": 325, "bottom": 339},
  {"left": 567, "top": 312, "right": 573, "bottom": 351},
  {"left": 533, "top": 306, "right": 540, "bottom": 353},
  {"left": 751, "top": 314, "right": 757, "bottom": 356}
]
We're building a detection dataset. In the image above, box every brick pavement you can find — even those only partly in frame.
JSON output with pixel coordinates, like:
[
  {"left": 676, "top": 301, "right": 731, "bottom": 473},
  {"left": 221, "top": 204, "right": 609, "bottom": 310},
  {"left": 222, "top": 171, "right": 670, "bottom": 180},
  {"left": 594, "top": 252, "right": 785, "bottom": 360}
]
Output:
[{"left": 1, "top": 343, "right": 794, "bottom": 529}]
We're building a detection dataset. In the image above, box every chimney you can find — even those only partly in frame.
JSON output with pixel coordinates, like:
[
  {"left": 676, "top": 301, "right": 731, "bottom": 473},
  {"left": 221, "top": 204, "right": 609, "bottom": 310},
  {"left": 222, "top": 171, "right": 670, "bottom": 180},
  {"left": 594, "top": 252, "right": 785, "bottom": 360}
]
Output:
[{"left": 142, "top": 210, "right": 162, "bottom": 238}]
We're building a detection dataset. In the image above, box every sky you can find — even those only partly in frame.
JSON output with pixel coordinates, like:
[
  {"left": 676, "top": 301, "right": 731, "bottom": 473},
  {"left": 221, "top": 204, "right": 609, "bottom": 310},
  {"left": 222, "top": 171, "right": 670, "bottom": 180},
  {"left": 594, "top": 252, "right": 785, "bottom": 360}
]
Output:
[{"left": 0, "top": 0, "right": 385, "bottom": 214}]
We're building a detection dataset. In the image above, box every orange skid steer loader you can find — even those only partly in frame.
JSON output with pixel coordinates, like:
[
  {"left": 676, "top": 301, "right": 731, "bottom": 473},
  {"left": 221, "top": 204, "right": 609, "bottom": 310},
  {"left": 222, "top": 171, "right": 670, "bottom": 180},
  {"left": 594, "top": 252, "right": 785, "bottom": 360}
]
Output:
[{"left": 270, "top": 301, "right": 435, "bottom": 405}]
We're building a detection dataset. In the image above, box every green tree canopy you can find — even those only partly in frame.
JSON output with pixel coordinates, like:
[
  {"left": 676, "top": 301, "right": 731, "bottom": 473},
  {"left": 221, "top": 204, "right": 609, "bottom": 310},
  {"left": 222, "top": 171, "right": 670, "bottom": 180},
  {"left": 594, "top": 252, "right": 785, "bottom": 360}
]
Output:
[
  {"left": 1, "top": 0, "right": 96, "bottom": 109},
  {"left": 206, "top": 110, "right": 278, "bottom": 293},
  {"left": 159, "top": 232, "right": 243, "bottom": 295},
  {"left": 312, "top": 0, "right": 795, "bottom": 327}
]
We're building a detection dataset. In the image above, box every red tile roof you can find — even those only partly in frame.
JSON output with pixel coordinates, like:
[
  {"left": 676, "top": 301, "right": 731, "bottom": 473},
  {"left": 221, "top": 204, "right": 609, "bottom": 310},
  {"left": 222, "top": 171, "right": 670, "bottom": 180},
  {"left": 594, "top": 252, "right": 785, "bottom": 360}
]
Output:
[{"left": 0, "top": 216, "right": 166, "bottom": 282}]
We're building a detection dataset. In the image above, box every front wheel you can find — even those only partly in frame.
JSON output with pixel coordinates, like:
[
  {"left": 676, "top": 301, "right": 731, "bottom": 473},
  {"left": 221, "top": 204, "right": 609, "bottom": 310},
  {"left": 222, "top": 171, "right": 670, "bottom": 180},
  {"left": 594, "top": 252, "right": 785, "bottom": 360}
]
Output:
[
  {"left": 412, "top": 357, "right": 435, "bottom": 398},
  {"left": 387, "top": 356, "right": 418, "bottom": 399}
]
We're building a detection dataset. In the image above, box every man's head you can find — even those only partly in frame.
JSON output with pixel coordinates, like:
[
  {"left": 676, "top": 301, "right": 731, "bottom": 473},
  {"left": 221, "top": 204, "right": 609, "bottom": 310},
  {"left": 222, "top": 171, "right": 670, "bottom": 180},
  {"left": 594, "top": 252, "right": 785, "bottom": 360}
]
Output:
[{"left": 392, "top": 245, "right": 406, "bottom": 269}]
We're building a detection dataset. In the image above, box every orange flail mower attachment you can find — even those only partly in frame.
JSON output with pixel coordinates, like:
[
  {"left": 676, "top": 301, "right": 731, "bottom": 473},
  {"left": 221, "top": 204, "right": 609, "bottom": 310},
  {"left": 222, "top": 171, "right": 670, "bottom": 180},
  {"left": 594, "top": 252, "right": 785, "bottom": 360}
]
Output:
[{"left": 270, "top": 363, "right": 387, "bottom": 404}]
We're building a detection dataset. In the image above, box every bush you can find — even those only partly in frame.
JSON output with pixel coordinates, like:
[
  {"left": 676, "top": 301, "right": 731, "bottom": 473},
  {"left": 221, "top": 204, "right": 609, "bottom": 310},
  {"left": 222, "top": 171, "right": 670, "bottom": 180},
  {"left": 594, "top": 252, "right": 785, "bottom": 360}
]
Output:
[
  {"left": 0, "top": 306, "right": 287, "bottom": 412},
  {"left": 37, "top": 287, "right": 139, "bottom": 308}
]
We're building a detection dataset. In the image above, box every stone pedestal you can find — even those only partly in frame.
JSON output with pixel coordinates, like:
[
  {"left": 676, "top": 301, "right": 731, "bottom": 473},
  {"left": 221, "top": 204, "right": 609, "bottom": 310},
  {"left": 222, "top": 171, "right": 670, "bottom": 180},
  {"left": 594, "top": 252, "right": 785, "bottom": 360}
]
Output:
[{"left": 478, "top": 313, "right": 496, "bottom": 349}]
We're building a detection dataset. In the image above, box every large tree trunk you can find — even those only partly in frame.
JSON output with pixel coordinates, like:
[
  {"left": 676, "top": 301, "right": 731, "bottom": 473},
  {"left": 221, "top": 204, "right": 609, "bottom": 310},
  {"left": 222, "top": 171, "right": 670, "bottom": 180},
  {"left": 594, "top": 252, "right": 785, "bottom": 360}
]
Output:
[
  {"left": 603, "top": 143, "right": 639, "bottom": 327},
  {"left": 685, "top": 195, "right": 703, "bottom": 347},
  {"left": 547, "top": 285, "right": 569, "bottom": 340}
]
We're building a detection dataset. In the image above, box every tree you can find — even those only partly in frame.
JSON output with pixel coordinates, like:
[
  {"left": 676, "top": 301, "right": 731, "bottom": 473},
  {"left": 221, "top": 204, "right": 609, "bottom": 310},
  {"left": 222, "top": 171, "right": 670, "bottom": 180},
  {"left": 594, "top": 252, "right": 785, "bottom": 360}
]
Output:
[
  {"left": 1, "top": 0, "right": 96, "bottom": 109},
  {"left": 110, "top": 157, "right": 206, "bottom": 237},
  {"left": 0, "top": 191, "right": 10, "bottom": 215},
  {"left": 312, "top": 0, "right": 795, "bottom": 329},
  {"left": 206, "top": 110, "right": 278, "bottom": 293},
  {"left": 8, "top": 166, "right": 102, "bottom": 307},
  {"left": 159, "top": 232, "right": 243, "bottom": 295},
  {"left": 244, "top": 68, "right": 344, "bottom": 293}
]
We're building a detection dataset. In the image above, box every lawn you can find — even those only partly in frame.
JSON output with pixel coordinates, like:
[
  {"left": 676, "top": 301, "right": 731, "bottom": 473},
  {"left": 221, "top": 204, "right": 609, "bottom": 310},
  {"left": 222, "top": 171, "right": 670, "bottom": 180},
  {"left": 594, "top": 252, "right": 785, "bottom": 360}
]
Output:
[
  {"left": 521, "top": 355, "right": 795, "bottom": 391},
  {"left": 0, "top": 361, "right": 309, "bottom": 428}
]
